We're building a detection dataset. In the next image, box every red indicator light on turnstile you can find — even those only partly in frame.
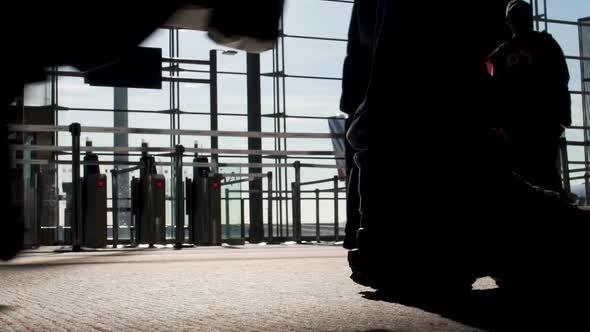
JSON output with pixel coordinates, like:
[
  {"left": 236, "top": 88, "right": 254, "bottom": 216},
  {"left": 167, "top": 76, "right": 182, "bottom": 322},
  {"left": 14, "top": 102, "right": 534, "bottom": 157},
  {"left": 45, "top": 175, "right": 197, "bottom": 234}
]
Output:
[
  {"left": 155, "top": 180, "right": 164, "bottom": 188},
  {"left": 97, "top": 180, "right": 105, "bottom": 188},
  {"left": 212, "top": 181, "right": 220, "bottom": 189}
]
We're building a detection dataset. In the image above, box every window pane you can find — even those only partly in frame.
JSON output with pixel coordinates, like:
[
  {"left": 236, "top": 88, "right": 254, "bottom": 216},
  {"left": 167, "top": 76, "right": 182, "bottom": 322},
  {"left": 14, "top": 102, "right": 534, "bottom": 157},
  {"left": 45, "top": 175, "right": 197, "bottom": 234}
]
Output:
[
  {"left": 285, "top": 78, "right": 342, "bottom": 118},
  {"left": 58, "top": 77, "right": 113, "bottom": 110},
  {"left": 284, "top": 0, "right": 352, "bottom": 39},
  {"left": 284, "top": 38, "right": 346, "bottom": 78},
  {"left": 128, "top": 86, "right": 170, "bottom": 112}
]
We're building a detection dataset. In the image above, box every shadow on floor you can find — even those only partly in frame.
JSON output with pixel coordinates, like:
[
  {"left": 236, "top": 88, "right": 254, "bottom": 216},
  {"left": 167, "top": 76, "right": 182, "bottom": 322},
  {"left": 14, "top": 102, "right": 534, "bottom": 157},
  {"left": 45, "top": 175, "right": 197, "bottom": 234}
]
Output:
[
  {"left": 361, "top": 289, "right": 585, "bottom": 332},
  {"left": 0, "top": 305, "right": 18, "bottom": 312}
]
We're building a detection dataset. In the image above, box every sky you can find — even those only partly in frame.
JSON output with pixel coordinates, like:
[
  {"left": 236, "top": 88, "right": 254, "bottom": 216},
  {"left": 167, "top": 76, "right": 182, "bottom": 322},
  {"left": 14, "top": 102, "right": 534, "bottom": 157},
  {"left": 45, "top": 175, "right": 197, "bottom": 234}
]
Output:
[{"left": 22, "top": 0, "right": 590, "bottom": 227}]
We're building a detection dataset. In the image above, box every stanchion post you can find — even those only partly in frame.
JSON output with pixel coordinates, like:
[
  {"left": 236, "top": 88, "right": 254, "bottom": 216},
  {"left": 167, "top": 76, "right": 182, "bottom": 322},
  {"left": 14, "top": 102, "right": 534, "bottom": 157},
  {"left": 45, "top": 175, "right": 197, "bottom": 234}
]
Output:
[
  {"left": 174, "top": 145, "right": 185, "bottom": 249},
  {"left": 333, "top": 176, "right": 339, "bottom": 242},
  {"left": 267, "top": 172, "right": 273, "bottom": 242},
  {"left": 69, "top": 123, "right": 82, "bottom": 251},
  {"left": 291, "top": 182, "right": 298, "bottom": 242},
  {"left": 315, "top": 189, "right": 320, "bottom": 243},
  {"left": 144, "top": 156, "right": 156, "bottom": 247},
  {"left": 111, "top": 171, "right": 119, "bottom": 248},
  {"left": 225, "top": 188, "right": 231, "bottom": 239},
  {"left": 293, "top": 161, "right": 302, "bottom": 243},
  {"left": 240, "top": 198, "right": 246, "bottom": 241}
]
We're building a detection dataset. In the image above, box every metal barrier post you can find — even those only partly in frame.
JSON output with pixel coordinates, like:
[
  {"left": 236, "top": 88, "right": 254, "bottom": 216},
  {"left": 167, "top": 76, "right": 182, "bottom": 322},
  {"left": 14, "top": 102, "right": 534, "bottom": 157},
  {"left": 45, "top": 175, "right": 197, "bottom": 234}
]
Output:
[
  {"left": 111, "top": 171, "right": 119, "bottom": 248},
  {"left": 333, "top": 176, "right": 339, "bottom": 242},
  {"left": 225, "top": 188, "right": 231, "bottom": 239},
  {"left": 267, "top": 172, "right": 274, "bottom": 242},
  {"left": 285, "top": 195, "right": 290, "bottom": 239},
  {"left": 291, "top": 182, "right": 298, "bottom": 242},
  {"left": 315, "top": 189, "right": 320, "bottom": 243},
  {"left": 174, "top": 145, "right": 185, "bottom": 249},
  {"left": 241, "top": 198, "right": 246, "bottom": 241},
  {"left": 292, "top": 161, "right": 302, "bottom": 243},
  {"left": 69, "top": 123, "right": 82, "bottom": 251},
  {"left": 144, "top": 156, "right": 156, "bottom": 248}
]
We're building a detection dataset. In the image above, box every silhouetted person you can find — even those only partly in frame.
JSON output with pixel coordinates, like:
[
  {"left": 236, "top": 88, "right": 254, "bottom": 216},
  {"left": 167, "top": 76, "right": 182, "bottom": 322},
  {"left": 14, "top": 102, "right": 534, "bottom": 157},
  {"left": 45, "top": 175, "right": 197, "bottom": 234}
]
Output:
[
  {"left": 341, "top": 0, "right": 379, "bottom": 250},
  {"left": 489, "top": 0, "right": 571, "bottom": 193},
  {"left": 347, "top": 0, "right": 589, "bottom": 305}
]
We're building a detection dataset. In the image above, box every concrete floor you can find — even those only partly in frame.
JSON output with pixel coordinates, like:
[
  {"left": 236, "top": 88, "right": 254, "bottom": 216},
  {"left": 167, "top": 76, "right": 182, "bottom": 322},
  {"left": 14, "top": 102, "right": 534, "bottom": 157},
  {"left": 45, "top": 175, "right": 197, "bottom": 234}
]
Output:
[{"left": 0, "top": 245, "right": 514, "bottom": 331}]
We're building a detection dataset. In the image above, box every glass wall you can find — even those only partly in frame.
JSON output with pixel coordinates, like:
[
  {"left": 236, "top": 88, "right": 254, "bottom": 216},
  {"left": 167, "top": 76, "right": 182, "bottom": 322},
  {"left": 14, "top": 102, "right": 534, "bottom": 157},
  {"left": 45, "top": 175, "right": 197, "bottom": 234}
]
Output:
[{"left": 15, "top": 0, "right": 590, "bottom": 246}]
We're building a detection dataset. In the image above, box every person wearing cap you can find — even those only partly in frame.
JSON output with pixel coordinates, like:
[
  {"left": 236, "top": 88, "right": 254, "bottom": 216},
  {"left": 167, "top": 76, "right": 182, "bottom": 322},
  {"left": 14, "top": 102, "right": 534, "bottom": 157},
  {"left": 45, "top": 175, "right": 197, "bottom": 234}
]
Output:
[{"left": 489, "top": 0, "right": 571, "bottom": 193}]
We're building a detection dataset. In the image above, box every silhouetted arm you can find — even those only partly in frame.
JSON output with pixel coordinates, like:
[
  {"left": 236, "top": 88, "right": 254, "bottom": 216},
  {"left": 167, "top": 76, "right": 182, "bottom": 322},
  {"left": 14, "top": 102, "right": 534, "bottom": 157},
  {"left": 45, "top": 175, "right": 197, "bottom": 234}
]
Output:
[{"left": 340, "top": 1, "right": 373, "bottom": 116}]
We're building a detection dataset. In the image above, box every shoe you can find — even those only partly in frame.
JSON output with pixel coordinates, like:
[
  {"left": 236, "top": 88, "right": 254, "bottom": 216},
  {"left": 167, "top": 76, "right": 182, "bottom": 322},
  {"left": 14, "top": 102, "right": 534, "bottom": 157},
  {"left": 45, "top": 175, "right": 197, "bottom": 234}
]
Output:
[{"left": 348, "top": 229, "right": 477, "bottom": 300}]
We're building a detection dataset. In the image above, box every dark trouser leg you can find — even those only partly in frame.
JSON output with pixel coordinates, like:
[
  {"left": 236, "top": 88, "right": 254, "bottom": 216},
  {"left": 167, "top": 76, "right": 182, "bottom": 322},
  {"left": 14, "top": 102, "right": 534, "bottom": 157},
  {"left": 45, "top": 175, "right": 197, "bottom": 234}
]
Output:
[
  {"left": 508, "top": 134, "right": 564, "bottom": 193},
  {"left": 349, "top": 131, "right": 513, "bottom": 294},
  {"left": 541, "top": 136, "right": 566, "bottom": 193},
  {"left": 344, "top": 166, "right": 360, "bottom": 249},
  {"left": 355, "top": 150, "right": 369, "bottom": 230},
  {"left": 344, "top": 116, "right": 361, "bottom": 249},
  {"left": 0, "top": 98, "right": 24, "bottom": 261},
  {"left": 352, "top": 150, "right": 374, "bottom": 252}
]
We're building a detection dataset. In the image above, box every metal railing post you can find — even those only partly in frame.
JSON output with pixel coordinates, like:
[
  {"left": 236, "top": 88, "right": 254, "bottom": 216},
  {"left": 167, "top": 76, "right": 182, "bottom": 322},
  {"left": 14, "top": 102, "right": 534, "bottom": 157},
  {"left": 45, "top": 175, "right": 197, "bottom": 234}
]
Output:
[
  {"left": 241, "top": 198, "right": 246, "bottom": 241},
  {"left": 225, "top": 188, "right": 231, "bottom": 239},
  {"left": 267, "top": 172, "right": 274, "bottom": 242},
  {"left": 69, "top": 123, "right": 82, "bottom": 251},
  {"left": 292, "top": 161, "right": 302, "bottom": 243},
  {"left": 315, "top": 189, "right": 320, "bottom": 243},
  {"left": 174, "top": 145, "right": 185, "bottom": 249},
  {"left": 333, "top": 176, "right": 339, "bottom": 242},
  {"left": 111, "top": 171, "right": 119, "bottom": 248}
]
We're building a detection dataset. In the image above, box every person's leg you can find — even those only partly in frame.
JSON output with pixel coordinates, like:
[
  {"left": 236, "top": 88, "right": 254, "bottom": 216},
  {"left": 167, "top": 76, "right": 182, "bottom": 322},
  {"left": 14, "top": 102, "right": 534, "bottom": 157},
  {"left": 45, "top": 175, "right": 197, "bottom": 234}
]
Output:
[
  {"left": 508, "top": 133, "right": 565, "bottom": 193},
  {"left": 355, "top": 151, "right": 368, "bottom": 229},
  {"left": 538, "top": 135, "right": 566, "bottom": 193},
  {"left": 344, "top": 117, "right": 361, "bottom": 249},
  {"left": 352, "top": 150, "right": 377, "bottom": 262},
  {"left": 0, "top": 99, "right": 24, "bottom": 261},
  {"left": 346, "top": 0, "right": 482, "bottom": 296}
]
